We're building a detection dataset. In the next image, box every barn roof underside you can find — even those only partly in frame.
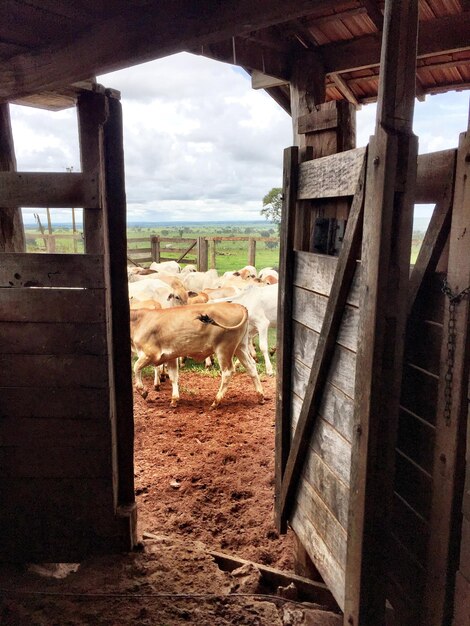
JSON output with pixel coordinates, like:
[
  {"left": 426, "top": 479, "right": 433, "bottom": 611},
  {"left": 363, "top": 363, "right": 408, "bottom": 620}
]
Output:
[{"left": 1, "top": 0, "right": 469, "bottom": 112}]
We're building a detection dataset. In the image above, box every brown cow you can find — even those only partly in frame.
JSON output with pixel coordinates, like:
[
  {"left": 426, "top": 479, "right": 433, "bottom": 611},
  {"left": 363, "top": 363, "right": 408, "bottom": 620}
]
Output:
[{"left": 130, "top": 302, "right": 264, "bottom": 408}]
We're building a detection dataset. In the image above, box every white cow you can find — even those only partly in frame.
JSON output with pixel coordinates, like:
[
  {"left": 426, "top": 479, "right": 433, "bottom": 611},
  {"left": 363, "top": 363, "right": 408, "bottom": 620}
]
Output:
[{"left": 228, "top": 283, "right": 278, "bottom": 376}]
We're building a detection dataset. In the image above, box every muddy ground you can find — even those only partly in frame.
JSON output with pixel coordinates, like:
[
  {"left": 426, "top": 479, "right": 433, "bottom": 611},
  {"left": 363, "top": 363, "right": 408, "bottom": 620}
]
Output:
[{"left": 0, "top": 370, "right": 342, "bottom": 625}]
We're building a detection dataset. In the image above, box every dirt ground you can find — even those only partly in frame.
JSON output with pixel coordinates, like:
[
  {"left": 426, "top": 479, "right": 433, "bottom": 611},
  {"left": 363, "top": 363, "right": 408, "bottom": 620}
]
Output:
[
  {"left": 134, "top": 369, "right": 293, "bottom": 570},
  {"left": 0, "top": 370, "right": 342, "bottom": 625}
]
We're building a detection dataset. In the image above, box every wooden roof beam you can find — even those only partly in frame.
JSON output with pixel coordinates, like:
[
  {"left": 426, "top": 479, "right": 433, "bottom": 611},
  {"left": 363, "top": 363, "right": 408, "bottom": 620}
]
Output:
[
  {"left": 361, "top": 0, "right": 384, "bottom": 31},
  {"left": 321, "top": 11, "right": 470, "bottom": 74},
  {"left": 0, "top": 0, "right": 329, "bottom": 102}
]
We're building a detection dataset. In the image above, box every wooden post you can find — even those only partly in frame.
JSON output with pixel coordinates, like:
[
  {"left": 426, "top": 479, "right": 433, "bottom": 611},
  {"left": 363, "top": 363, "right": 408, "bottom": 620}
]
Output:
[
  {"left": 0, "top": 103, "right": 25, "bottom": 252},
  {"left": 210, "top": 238, "right": 217, "bottom": 269},
  {"left": 102, "top": 91, "right": 136, "bottom": 519},
  {"left": 422, "top": 120, "right": 470, "bottom": 626},
  {"left": 344, "top": 1, "right": 419, "bottom": 625},
  {"left": 275, "top": 146, "right": 298, "bottom": 533},
  {"left": 197, "top": 236, "right": 208, "bottom": 271},
  {"left": 151, "top": 235, "right": 160, "bottom": 262},
  {"left": 46, "top": 207, "right": 55, "bottom": 252},
  {"left": 248, "top": 238, "right": 256, "bottom": 266},
  {"left": 77, "top": 91, "right": 107, "bottom": 254}
]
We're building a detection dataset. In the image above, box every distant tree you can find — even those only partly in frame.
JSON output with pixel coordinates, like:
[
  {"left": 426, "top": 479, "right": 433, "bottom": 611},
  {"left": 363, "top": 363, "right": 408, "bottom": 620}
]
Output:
[
  {"left": 244, "top": 227, "right": 253, "bottom": 234},
  {"left": 261, "top": 187, "right": 282, "bottom": 230},
  {"left": 161, "top": 229, "right": 169, "bottom": 236},
  {"left": 266, "top": 240, "right": 279, "bottom": 250},
  {"left": 260, "top": 230, "right": 271, "bottom": 238}
]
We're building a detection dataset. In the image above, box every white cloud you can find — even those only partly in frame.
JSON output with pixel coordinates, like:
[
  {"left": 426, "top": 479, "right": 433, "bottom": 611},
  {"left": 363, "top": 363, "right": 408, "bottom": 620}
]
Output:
[{"left": 9, "top": 52, "right": 469, "bottom": 224}]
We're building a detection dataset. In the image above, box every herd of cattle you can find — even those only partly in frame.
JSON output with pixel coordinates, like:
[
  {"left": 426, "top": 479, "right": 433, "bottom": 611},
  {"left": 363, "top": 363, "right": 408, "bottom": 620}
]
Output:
[{"left": 127, "top": 261, "right": 279, "bottom": 408}]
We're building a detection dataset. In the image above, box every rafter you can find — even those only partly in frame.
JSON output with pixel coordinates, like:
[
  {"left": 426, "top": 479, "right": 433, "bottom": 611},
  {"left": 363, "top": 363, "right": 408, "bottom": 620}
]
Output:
[
  {"left": 0, "top": 0, "right": 329, "bottom": 102},
  {"left": 361, "top": 0, "right": 384, "bottom": 31}
]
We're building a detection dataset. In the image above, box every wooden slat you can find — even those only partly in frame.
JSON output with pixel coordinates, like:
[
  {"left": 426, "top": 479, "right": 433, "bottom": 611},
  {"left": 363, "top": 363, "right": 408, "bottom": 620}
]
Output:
[
  {"left": 0, "top": 253, "right": 104, "bottom": 288},
  {"left": 415, "top": 149, "right": 456, "bottom": 204},
  {"left": 391, "top": 493, "right": 429, "bottom": 566},
  {"left": 397, "top": 408, "right": 436, "bottom": 475},
  {"left": 0, "top": 321, "right": 107, "bottom": 355},
  {"left": 394, "top": 451, "right": 433, "bottom": 521},
  {"left": 0, "top": 417, "right": 111, "bottom": 448},
  {"left": 301, "top": 448, "right": 350, "bottom": 530},
  {"left": 290, "top": 381, "right": 354, "bottom": 445},
  {"left": 295, "top": 479, "right": 348, "bottom": 569},
  {"left": 0, "top": 172, "right": 99, "bottom": 208},
  {"left": 0, "top": 446, "right": 112, "bottom": 479},
  {"left": 294, "top": 250, "right": 361, "bottom": 306},
  {"left": 0, "top": 387, "right": 109, "bottom": 419},
  {"left": 297, "top": 147, "right": 366, "bottom": 199},
  {"left": 291, "top": 506, "right": 346, "bottom": 609},
  {"left": 279, "top": 158, "right": 365, "bottom": 527},
  {"left": 405, "top": 320, "right": 443, "bottom": 377},
  {"left": 408, "top": 175, "right": 454, "bottom": 313},
  {"left": 293, "top": 323, "right": 356, "bottom": 399},
  {"left": 0, "top": 288, "right": 105, "bottom": 323},
  {"left": 423, "top": 125, "right": 470, "bottom": 626},
  {"left": 293, "top": 286, "right": 359, "bottom": 352},
  {"left": 298, "top": 106, "right": 338, "bottom": 134},
  {"left": 0, "top": 354, "right": 109, "bottom": 388},
  {"left": 400, "top": 364, "right": 439, "bottom": 425},
  {"left": 275, "top": 146, "right": 299, "bottom": 533}
]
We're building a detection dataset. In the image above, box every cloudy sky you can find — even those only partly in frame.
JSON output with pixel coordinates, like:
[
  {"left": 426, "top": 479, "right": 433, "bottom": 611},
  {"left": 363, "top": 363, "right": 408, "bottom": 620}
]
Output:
[{"left": 9, "top": 52, "right": 469, "bottom": 225}]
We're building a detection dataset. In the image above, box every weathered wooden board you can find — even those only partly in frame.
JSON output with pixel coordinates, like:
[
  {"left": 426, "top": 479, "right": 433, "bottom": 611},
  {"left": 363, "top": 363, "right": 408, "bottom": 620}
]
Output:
[
  {"left": 0, "top": 322, "right": 107, "bottom": 355},
  {"left": 400, "top": 363, "right": 439, "bottom": 425},
  {"left": 0, "top": 417, "right": 111, "bottom": 447},
  {"left": 0, "top": 354, "right": 109, "bottom": 388},
  {"left": 291, "top": 387, "right": 354, "bottom": 445},
  {"left": 294, "top": 251, "right": 361, "bottom": 305},
  {"left": 0, "top": 287, "right": 105, "bottom": 323},
  {"left": 394, "top": 451, "right": 433, "bottom": 520},
  {"left": 292, "top": 287, "right": 358, "bottom": 352},
  {"left": 293, "top": 322, "right": 356, "bottom": 399},
  {"left": 297, "top": 147, "right": 366, "bottom": 199},
  {"left": 405, "top": 320, "right": 443, "bottom": 377},
  {"left": 415, "top": 149, "right": 456, "bottom": 204},
  {"left": 301, "top": 447, "right": 350, "bottom": 530},
  {"left": 0, "top": 387, "right": 109, "bottom": 419},
  {"left": 291, "top": 506, "right": 346, "bottom": 609},
  {"left": 0, "top": 253, "right": 104, "bottom": 288},
  {"left": 0, "top": 444, "right": 112, "bottom": 479},
  {"left": 0, "top": 171, "right": 100, "bottom": 207},
  {"left": 392, "top": 493, "right": 429, "bottom": 565},
  {"left": 295, "top": 479, "right": 348, "bottom": 569},
  {"left": 397, "top": 409, "right": 435, "bottom": 474}
]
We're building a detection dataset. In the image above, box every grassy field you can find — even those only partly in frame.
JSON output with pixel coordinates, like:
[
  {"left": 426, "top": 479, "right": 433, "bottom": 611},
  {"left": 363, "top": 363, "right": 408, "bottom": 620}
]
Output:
[{"left": 24, "top": 220, "right": 426, "bottom": 269}]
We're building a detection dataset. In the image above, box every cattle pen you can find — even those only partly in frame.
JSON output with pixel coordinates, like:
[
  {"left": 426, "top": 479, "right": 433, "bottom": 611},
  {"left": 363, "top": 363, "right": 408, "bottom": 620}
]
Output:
[{"left": 1, "top": 1, "right": 470, "bottom": 625}]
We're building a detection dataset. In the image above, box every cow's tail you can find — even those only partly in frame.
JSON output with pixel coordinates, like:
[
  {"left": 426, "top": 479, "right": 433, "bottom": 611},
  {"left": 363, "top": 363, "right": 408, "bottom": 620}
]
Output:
[{"left": 197, "top": 306, "right": 248, "bottom": 330}]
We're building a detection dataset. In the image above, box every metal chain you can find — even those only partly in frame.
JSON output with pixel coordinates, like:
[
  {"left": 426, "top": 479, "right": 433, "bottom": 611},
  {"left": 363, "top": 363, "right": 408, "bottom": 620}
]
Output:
[{"left": 441, "top": 279, "right": 470, "bottom": 424}]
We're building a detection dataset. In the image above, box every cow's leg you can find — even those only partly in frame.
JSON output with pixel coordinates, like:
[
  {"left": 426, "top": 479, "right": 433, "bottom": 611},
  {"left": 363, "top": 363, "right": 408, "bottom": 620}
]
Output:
[
  {"left": 154, "top": 366, "right": 161, "bottom": 390},
  {"left": 134, "top": 353, "right": 152, "bottom": 399},
  {"left": 235, "top": 344, "right": 265, "bottom": 404},
  {"left": 211, "top": 352, "right": 235, "bottom": 409},
  {"left": 258, "top": 320, "right": 273, "bottom": 376},
  {"left": 167, "top": 358, "right": 180, "bottom": 408}
]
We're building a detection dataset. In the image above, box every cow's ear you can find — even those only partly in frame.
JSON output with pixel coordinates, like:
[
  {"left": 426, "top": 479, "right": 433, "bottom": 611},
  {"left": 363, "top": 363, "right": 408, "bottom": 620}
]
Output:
[
  {"left": 234, "top": 272, "right": 240, "bottom": 276},
  {"left": 167, "top": 293, "right": 174, "bottom": 300}
]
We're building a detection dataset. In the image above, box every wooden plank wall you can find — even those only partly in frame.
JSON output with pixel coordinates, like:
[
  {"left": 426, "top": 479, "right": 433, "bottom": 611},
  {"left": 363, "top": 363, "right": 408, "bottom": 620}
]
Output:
[
  {"left": 289, "top": 250, "right": 360, "bottom": 608},
  {"left": 387, "top": 271, "right": 445, "bottom": 621},
  {"left": 0, "top": 253, "right": 129, "bottom": 561}
]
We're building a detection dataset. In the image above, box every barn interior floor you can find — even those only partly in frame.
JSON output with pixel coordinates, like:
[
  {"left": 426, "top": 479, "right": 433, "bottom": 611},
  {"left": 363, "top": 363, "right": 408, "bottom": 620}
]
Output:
[{"left": 0, "top": 534, "right": 341, "bottom": 626}]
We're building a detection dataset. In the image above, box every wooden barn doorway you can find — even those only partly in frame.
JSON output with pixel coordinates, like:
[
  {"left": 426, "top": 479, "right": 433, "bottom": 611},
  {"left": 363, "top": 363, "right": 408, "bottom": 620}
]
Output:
[
  {"left": 274, "top": 101, "right": 470, "bottom": 625},
  {"left": 0, "top": 91, "right": 137, "bottom": 561}
]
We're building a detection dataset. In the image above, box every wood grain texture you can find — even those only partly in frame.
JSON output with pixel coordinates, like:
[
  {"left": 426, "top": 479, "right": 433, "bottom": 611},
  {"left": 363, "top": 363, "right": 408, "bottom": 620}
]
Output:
[
  {"left": 0, "top": 253, "right": 104, "bottom": 288},
  {"left": 0, "top": 387, "right": 109, "bottom": 419},
  {"left": 0, "top": 287, "right": 105, "bottom": 323},
  {"left": 297, "top": 147, "right": 366, "bottom": 199},
  {"left": 415, "top": 149, "right": 456, "bottom": 204},
  {"left": 0, "top": 171, "right": 99, "bottom": 208}
]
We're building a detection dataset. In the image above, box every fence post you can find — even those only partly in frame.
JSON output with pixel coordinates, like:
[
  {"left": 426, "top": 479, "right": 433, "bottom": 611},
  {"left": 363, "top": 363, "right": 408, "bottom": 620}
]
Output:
[
  {"left": 151, "top": 236, "right": 160, "bottom": 262},
  {"left": 197, "top": 237, "right": 208, "bottom": 271},
  {"left": 210, "top": 239, "right": 217, "bottom": 269},
  {"left": 248, "top": 238, "right": 256, "bottom": 266}
]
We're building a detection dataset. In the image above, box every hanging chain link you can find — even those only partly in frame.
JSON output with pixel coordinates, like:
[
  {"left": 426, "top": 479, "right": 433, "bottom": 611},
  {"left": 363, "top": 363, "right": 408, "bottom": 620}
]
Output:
[{"left": 441, "top": 279, "right": 470, "bottom": 424}]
